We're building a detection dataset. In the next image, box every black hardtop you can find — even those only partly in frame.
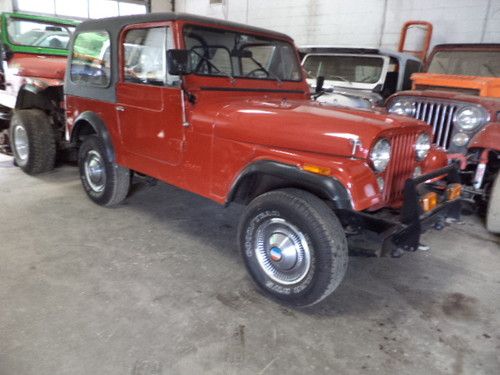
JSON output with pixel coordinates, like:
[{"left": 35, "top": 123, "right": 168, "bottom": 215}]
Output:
[
  {"left": 65, "top": 12, "right": 294, "bottom": 104},
  {"left": 76, "top": 12, "right": 291, "bottom": 40}
]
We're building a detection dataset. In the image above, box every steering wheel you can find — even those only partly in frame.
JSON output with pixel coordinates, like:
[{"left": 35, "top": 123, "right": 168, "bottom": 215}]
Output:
[{"left": 245, "top": 68, "right": 269, "bottom": 78}]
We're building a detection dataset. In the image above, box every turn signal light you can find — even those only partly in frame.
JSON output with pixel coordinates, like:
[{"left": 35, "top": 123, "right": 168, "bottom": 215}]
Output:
[
  {"left": 447, "top": 183, "right": 462, "bottom": 201},
  {"left": 420, "top": 192, "right": 438, "bottom": 212},
  {"left": 303, "top": 164, "right": 331, "bottom": 176}
]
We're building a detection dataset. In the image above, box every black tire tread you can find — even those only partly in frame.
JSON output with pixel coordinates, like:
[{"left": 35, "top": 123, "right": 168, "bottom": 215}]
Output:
[
  {"left": 239, "top": 188, "right": 348, "bottom": 307},
  {"left": 9, "top": 109, "right": 56, "bottom": 174},
  {"left": 78, "top": 135, "right": 130, "bottom": 207}
]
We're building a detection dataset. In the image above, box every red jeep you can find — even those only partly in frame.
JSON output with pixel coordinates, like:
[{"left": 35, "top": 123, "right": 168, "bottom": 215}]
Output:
[
  {"left": 387, "top": 44, "right": 500, "bottom": 233},
  {"left": 60, "top": 13, "right": 461, "bottom": 306}
]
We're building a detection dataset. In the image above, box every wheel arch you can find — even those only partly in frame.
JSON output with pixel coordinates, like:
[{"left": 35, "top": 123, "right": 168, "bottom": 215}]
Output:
[
  {"left": 71, "top": 111, "right": 116, "bottom": 162},
  {"left": 15, "top": 83, "right": 63, "bottom": 112},
  {"left": 227, "top": 160, "right": 352, "bottom": 209}
]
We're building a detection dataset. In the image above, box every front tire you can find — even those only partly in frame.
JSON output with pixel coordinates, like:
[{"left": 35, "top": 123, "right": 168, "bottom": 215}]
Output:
[
  {"left": 9, "top": 109, "right": 56, "bottom": 174},
  {"left": 238, "top": 188, "right": 348, "bottom": 307},
  {"left": 78, "top": 135, "right": 130, "bottom": 207},
  {"left": 486, "top": 172, "right": 500, "bottom": 234}
]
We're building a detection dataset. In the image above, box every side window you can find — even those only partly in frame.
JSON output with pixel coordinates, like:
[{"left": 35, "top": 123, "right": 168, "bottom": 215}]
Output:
[
  {"left": 70, "top": 30, "right": 111, "bottom": 87},
  {"left": 123, "top": 27, "right": 178, "bottom": 86}
]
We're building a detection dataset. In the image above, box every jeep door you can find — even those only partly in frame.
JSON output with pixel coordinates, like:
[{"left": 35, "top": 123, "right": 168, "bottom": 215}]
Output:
[{"left": 116, "top": 23, "right": 184, "bottom": 166}]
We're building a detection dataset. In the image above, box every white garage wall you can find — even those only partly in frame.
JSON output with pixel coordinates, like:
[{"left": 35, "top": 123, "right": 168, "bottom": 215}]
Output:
[
  {"left": 173, "top": 0, "right": 500, "bottom": 49},
  {"left": 151, "top": 0, "right": 172, "bottom": 12},
  {"left": 0, "top": 0, "right": 12, "bottom": 12},
  {"left": 5, "top": 0, "right": 147, "bottom": 18}
]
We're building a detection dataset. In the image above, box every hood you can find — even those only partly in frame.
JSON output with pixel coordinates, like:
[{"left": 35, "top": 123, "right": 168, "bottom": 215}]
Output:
[
  {"left": 10, "top": 54, "right": 67, "bottom": 81},
  {"left": 213, "top": 98, "right": 428, "bottom": 159},
  {"left": 412, "top": 73, "right": 500, "bottom": 98}
]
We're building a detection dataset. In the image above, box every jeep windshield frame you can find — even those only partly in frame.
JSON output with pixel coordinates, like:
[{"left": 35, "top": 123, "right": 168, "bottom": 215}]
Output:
[
  {"left": 1, "top": 13, "right": 79, "bottom": 56},
  {"left": 302, "top": 53, "right": 390, "bottom": 91},
  {"left": 182, "top": 24, "right": 303, "bottom": 83}
]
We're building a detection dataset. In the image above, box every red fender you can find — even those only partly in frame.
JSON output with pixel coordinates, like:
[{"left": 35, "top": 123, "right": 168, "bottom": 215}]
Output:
[
  {"left": 469, "top": 122, "right": 500, "bottom": 151},
  {"left": 422, "top": 147, "right": 448, "bottom": 172}
]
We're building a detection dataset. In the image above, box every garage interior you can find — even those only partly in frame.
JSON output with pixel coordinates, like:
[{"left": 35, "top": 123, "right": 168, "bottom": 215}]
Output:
[{"left": 0, "top": 1, "right": 499, "bottom": 375}]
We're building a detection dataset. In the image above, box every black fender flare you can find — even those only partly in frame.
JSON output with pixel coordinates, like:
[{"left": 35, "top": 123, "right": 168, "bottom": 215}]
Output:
[
  {"left": 15, "top": 84, "right": 51, "bottom": 109},
  {"left": 71, "top": 111, "right": 116, "bottom": 162},
  {"left": 19, "top": 83, "right": 43, "bottom": 96},
  {"left": 227, "top": 160, "right": 352, "bottom": 209}
]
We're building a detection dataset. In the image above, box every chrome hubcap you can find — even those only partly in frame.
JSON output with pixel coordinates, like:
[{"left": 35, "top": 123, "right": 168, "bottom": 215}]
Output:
[
  {"left": 14, "top": 125, "right": 29, "bottom": 161},
  {"left": 84, "top": 150, "right": 105, "bottom": 192},
  {"left": 255, "top": 218, "right": 311, "bottom": 285}
]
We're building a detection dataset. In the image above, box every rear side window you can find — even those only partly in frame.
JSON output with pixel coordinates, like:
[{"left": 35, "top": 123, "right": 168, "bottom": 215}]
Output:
[{"left": 70, "top": 30, "right": 111, "bottom": 87}]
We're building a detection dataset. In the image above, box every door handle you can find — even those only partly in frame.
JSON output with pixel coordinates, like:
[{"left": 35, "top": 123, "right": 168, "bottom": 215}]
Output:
[{"left": 116, "top": 105, "right": 125, "bottom": 112}]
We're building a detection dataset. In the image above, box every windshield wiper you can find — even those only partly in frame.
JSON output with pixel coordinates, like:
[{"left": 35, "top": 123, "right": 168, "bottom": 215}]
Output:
[
  {"left": 249, "top": 57, "right": 282, "bottom": 84},
  {"left": 191, "top": 49, "right": 236, "bottom": 83},
  {"left": 328, "top": 75, "right": 353, "bottom": 86}
]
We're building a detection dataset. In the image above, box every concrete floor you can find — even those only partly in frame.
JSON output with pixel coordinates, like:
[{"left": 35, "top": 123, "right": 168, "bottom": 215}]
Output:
[{"left": 0, "top": 153, "right": 499, "bottom": 375}]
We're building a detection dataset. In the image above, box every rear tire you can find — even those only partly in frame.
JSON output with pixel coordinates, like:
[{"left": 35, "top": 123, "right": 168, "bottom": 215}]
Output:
[
  {"left": 486, "top": 172, "right": 500, "bottom": 234},
  {"left": 238, "top": 188, "right": 348, "bottom": 307},
  {"left": 9, "top": 109, "right": 56, "bottom": 174},
  {"left": 78, "top": 135, "right": 130, "bottom": 207}
]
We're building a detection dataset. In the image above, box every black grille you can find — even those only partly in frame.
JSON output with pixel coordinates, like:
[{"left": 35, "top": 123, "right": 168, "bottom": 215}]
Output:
[{"left": 413, "top": 101, "right": 458, "bottom": 150}]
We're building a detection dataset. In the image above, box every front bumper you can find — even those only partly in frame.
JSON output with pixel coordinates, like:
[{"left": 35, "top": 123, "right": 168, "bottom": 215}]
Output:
[{"left": 337, "top": 165, "right": 461, "bottom": 257}]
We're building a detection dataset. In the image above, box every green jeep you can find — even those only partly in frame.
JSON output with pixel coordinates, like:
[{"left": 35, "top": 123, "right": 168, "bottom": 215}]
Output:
[{"left": 0, "top": 12, "right": 78, "bottom": 172}]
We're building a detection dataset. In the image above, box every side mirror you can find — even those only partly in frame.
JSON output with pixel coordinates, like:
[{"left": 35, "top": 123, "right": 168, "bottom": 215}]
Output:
[
  {"left": 167, "top": 49, "right": 191, "bottom": 76},
  {"left": 315, "top": 76, "right": 325, "bottom": 94}
]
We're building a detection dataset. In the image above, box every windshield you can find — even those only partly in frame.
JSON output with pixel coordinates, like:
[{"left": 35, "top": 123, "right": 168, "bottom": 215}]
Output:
[
  {"left": 428, "top": 50, "right": 500, "bottom": 77},
  {"left": 183, "top": 25, "right": 302, "bottom": 82},
  {"left": 303, "top": 55, "right": 385, "bottom": 84},
  {"left": 7, "top": 18, "right": 75, "bottom": 50}
]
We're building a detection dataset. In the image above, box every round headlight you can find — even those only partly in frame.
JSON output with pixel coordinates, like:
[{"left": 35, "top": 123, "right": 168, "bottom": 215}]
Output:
[
  {"left": 370, "top": 139, "right": 391, "bottom": 172},
  {"left": 454, "top": 106, "right": 487, "bottom": 131},
  {"left": 452, "top": 132, "right": 470, "bottom": 147},
  {"left": 415, "top": 133, "right": 431, "bottom": 161},
  {"left": 388, "top": 100, "right": 416, "bottom": 117}
]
